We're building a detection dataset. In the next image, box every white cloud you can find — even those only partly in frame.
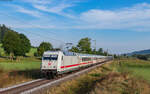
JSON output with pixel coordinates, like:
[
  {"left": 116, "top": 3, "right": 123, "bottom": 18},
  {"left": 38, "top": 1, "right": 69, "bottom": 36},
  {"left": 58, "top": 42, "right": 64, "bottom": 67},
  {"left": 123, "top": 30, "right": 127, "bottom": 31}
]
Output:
[
  {"left": 33, "top": 3, "right": 75, "bottom": 18},
  {"left": 2, "top": 2, "right": 150, "bottom": 32},
  {"left": 79, "top": 3, "right": 150, "bottom": 31},
  {"left": 17, "top": 7, "right": 42, "bottom": 18},
  {"left": 26, "top": 0, "right": 77, "bottom": 18},
  {"left": 7, "top": 5, "right": 42, "bottom": 18},
  {"left": 4, "top": 0, "right": 82, "bottom": 18},
  {"left": 22, "top": 0, "right": 51, "bottom": 5},
  {"left": 33, "top": 3, "right": 72, "bottom": 14}
]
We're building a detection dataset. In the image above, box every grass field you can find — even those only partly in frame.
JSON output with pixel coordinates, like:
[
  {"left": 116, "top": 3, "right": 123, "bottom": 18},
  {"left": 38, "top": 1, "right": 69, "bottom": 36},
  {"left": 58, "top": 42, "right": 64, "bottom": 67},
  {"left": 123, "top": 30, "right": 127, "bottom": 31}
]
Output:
[
  {"left": 47, "top": 59, "right": 150, "bottom": 94},
  {"left": 26, "top": 47, "right": 37, "bottom": 57},
  {"left": 0, "top": 57, "right": 41, "bottom": 88},
  {"left": 112, "top": 59, "right": 150, "bottom": 82},
  {"left": 0, "top": 57, "right": 41, "bottom": 71},
  {"left": 0, "top": 44, "right": 40, "bottom": 87},
  {"left": 0, "top": 61, "right": 41, "bottom": 71}
]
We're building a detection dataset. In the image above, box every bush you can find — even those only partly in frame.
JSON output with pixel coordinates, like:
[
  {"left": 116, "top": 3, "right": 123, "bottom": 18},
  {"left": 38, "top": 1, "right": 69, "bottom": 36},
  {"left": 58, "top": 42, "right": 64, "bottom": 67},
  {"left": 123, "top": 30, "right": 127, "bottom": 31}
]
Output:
[
  {"left": 137, "top": 55, "right": 148, "bottom": 60},
  {"left": 34, "top": 52, "right": 38, "bottom": 57}
]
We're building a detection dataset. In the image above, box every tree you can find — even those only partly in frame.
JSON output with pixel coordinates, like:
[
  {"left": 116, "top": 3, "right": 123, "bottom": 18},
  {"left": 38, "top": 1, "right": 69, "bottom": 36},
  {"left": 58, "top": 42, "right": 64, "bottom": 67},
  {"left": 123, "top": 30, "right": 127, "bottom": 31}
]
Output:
[
  {"left": 53, "top": 48, "right": 61, "bottom": 51},
  {"left": 0, "top": 24, "right": 10, "bottom": 43},
  {"left": 136, "top": 55, "right": 148, "bottom": 60},
  {"left": 97, "top": 48, "right": 103, "bottom": 55},
  {"left": 77, "top": 37, "right": 92, "bottom": 53},
  {"left": 114, "top": 54, "right": 117, "bottom": 58},
  {"left": 70, "top": 46, "right": 79, "bottom": 53},
  {"left": 2, "top": 31, "right": 31, "bottom": 60},
  {"left": 91, "top": 49, "right": 97, "bottom": 54},
  {"left": 2, "top": 31, "right": 20, "bottom": 60},
  {"left": 103, "top": 51, "right": 108, "bottom": 56},
  {"left": 37, "top": 42, "right": 53, "bottom": 56},
  {"left": 19, "top": 34, "right": 31, "bottom": 56}
]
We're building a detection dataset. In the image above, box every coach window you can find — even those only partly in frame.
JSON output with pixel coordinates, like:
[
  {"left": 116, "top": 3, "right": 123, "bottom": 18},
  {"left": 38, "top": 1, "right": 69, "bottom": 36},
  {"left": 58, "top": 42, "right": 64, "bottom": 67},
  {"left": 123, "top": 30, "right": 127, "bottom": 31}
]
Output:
[{"left": 82, "top": 57, "right": 91, "bottom": 61}]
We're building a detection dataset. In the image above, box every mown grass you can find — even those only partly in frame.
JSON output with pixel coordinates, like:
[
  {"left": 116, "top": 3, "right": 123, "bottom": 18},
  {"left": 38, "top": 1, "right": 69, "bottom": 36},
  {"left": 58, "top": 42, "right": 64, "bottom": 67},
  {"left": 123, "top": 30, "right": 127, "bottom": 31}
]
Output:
[
  {"left": 0, "top": 57, "right": 41, "bottom": 71},
  {"left": 0, "top": 62, "right": 40, "bottom": 71},
  {"left": 46, "top": 59, "right": 150, "bottom": 94},
  {"left": 26, "top": 47, "right": 37, "bottom": 57}
]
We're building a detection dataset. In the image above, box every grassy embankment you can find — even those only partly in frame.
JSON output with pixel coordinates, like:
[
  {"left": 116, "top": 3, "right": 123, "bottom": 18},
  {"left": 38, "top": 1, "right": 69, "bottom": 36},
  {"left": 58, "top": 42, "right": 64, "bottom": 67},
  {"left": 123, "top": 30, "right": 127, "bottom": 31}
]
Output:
[
  {"left": 46, "top": 59, "right": 150, "bottom": 94},
  {"left": 0, "top": 46, "right": 41, "bottom": 88}
]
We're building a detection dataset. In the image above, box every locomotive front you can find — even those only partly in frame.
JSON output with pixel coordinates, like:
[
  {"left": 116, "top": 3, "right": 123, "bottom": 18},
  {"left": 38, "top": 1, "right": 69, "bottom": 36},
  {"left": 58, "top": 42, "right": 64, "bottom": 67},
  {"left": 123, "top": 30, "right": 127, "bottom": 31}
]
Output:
[{"left": 41, "top": 51, "right": 61, "bottom": 77}]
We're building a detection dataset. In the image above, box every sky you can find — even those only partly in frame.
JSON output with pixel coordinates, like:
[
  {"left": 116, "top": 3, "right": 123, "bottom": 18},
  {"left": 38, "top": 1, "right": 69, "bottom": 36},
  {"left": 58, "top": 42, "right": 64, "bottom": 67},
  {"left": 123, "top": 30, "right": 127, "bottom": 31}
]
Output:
[{"left": 0, "top": 0, "right": 150, "bottom": 54}]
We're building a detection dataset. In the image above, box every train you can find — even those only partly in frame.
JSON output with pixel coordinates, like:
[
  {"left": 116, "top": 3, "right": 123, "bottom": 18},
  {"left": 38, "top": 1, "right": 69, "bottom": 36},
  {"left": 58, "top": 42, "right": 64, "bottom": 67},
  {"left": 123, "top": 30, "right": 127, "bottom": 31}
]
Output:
[{"left": 41, "top": 51, "right": 113, "bottom": 78}]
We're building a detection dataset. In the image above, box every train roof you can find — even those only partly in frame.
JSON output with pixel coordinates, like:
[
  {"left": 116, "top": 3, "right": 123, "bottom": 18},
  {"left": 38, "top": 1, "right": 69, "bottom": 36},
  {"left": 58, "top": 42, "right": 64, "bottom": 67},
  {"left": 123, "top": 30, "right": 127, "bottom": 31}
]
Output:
[
  {"left": 76, "top": 53, "right": 105, "bottom": 57},
  {"left": 44, "top": 51, "right": 106, "bottom": 57},
  {"left": 62, "top": 51, "right": 105, "bottom": 57},
  {"left": 43, "top": 51, "right": 61, "bottom": 56}
]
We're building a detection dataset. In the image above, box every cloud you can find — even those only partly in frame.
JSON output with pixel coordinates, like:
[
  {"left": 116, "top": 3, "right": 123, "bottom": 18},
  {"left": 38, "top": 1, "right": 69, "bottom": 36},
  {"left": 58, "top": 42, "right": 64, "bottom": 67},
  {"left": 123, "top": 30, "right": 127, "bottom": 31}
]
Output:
[
  {"left": 33, "top": 3, "right": 72, "bottom": 13},
  {"left": 33, "top": 3, "right": 75, "bottom": 18},
  {"left": 79, "top": 3, "right": 150, "bottom": 31},
  {"left": 7, "top": 5, "right": 42, "bottom": 18},
  {"left": 17, "top": 7, "right": 42, "bottom": 18},
  {"left": 23, "top": 0, "right": 77, "bottom": 18},
  {"left": 22, "top": 0, "right": 51, "bottom": 5},
  {"left": 2, "top": 2, "right": 150, "bottom": 32}
]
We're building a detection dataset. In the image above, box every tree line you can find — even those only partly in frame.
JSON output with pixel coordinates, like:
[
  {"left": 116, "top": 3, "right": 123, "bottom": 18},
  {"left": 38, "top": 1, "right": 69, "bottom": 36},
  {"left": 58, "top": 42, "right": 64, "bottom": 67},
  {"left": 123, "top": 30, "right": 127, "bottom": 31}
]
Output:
[
  {"left": 69, "top": 37, "right": 109, "bottom": 56},
  {"left": 0, "top": 24, "right": 110, "bottom": 60}
]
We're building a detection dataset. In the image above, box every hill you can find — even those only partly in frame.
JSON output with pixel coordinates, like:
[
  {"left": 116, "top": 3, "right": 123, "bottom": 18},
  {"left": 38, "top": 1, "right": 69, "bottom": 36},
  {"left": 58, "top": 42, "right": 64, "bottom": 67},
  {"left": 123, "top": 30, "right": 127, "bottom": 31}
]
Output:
[{"left": 127, "top": 49, "right": 150, "bottom": 56}]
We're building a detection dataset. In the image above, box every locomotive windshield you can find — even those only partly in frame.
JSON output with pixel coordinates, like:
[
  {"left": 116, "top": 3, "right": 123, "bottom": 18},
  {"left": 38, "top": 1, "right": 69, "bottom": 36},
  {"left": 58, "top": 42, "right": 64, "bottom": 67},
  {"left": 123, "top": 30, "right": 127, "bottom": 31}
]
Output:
[{"left": 43, "top": 55, "right": 58, "bottom": 61}]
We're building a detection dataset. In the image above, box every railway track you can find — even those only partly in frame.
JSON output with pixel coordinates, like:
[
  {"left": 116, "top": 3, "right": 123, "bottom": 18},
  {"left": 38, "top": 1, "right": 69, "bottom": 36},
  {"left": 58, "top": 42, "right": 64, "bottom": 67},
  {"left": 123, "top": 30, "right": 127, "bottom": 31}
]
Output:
[
  {"left": 0, "top": 79, "right": 50, "bottom": 94},
  {"left": 0, "top": 60, "right": 111, "bottom": 94}
]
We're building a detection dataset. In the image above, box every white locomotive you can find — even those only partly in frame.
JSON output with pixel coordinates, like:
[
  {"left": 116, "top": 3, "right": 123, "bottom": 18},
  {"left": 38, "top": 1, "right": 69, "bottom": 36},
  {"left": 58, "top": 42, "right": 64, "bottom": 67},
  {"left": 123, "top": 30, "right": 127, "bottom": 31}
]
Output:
[{"left": 41, "top": 51, "right": 112, "bottom": 78}]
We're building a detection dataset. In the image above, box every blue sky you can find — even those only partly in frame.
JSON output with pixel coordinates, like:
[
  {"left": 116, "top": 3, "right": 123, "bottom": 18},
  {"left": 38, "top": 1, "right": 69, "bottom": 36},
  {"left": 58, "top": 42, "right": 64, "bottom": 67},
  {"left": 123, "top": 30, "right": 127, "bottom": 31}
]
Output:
[{"left": 0, "top": 0, "right": 150, "bottom": 54}]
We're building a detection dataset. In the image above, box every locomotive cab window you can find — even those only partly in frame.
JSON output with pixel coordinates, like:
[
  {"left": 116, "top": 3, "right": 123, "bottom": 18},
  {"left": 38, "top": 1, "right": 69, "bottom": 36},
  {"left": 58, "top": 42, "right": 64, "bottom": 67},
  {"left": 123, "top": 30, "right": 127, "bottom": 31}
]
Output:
[
  {"left": 43, "top": 55, "right": 58, "bottom": 61},
  {"left": 43, "top": 57, "right": 50, "bottom": 60},
  {"left": 50, "top": 55, "right": 58, "bottom": 60}
]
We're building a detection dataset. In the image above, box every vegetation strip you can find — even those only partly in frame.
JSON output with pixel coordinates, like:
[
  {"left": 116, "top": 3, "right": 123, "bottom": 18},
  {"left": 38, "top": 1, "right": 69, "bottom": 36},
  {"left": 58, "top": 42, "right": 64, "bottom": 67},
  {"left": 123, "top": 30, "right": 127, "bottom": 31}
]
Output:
[
  {"left": 21, "top": 61, "right": 110, "bottom": 94},
  {"left": 46, "top": 59, "right": 150, "bottom": 94}
]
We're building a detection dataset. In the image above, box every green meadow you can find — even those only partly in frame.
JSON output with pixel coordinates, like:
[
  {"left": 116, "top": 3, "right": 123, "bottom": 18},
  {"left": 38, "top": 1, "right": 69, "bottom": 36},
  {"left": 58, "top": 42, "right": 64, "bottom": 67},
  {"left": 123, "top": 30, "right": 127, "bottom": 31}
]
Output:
[
  {"left": 0, "top": 60, "right": 41, "bottom": 71},
  {"left": 112, "top": 59, "right": 150, "bottom": 82},
  {"left": 0, "top": 57, "right": 41, "bottom": 88}
]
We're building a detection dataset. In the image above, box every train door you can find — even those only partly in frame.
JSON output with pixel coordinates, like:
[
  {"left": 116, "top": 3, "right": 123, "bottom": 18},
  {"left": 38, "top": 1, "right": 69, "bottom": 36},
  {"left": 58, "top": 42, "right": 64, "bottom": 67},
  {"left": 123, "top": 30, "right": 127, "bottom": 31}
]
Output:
[{"left": 61, "top": 56, "right": 64, "bottom": 72}]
